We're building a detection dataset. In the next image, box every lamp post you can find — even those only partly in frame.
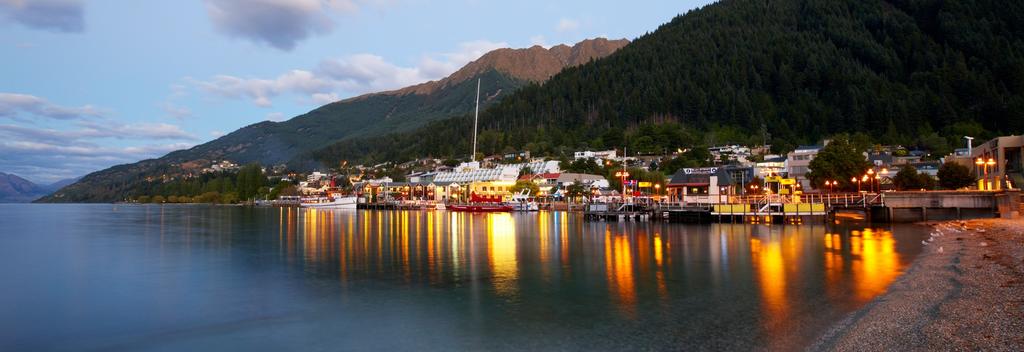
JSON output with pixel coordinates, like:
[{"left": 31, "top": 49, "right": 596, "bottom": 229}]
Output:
[
  {"left": 615, "top": 170, "right": 630, "bottom": 202},
  {"left": 976, "top": 158, "right": 985, "bottom": 190},
  {"left": 879, "top": 168, "right": 888, "bottom": 192},
  {"left": 851, "top": 177, "right": 859, "bottom": 193},
  {"left": 654, "top": 183, "right": 661, "bottom": 199},
  {"left": 866, "top": 169, "right": 875, "bottom": 193},
  {"left": 986, "top": 158, "right": 996, "bottom": 190}
]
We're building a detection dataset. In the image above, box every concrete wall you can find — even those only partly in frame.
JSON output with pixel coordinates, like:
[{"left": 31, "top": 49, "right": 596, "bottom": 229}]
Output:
[
  {"left": 879, "top": 190, "right": 1019, "bottom": 222},
  {"left": 883, "top": 191, "right": 998, "bottom": 208}
]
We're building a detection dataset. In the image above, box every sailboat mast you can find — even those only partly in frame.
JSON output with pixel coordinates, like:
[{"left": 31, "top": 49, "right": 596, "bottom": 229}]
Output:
[{"left": 472, "top": 78, "right": 480, "bottom": 162}]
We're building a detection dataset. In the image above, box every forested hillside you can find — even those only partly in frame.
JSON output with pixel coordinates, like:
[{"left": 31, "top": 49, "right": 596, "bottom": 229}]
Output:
[{"left": 306, "top": 0, "right": 1024, "bottom": 166}]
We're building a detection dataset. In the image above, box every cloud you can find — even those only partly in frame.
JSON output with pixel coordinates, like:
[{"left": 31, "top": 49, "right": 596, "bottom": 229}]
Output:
[
  {"left": 193, "top": 69, "right": 334, "bottom": 107},
  {"left": 310, "top": 92, "right": 339, "bottom": 105},
  {"left": 0, "top": 140, "right": 193, "bottom": 183},
  {"left": 0, "top": 92, "right": 102, "bottom": 120},
  {"left": 192, "top": 39, "right": 507, "bottom": 107},
  {"left": 161, "top": 102, "right": 193, "bottom": 120},
  {"left": 266, "top": 112, "right": 286, "bottom": 121},
  {"left": 203, "top": 0, "right": 392, "bottom": 51},
  {"left": 0, "top": 0, "right": 84, "bottom": 33},
  {"left": 0, "top": 93, "right": 199, "bottom": 183},
  {"left": 530, "top": 35, "right": 548, "bottom": 48},
  {"left": 556, "top": 18, "right": 580, "bottom": 32}
]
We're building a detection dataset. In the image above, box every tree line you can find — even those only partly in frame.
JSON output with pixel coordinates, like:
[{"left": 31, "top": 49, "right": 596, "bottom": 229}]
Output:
[{"left": 131, "top": 164, "right": 296, "bottom": 204}]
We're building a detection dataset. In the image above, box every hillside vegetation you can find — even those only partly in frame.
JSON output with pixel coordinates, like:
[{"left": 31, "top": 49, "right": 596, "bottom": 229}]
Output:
[{"left": 306, "top": 0, "right": 1024, "bottom": 166}]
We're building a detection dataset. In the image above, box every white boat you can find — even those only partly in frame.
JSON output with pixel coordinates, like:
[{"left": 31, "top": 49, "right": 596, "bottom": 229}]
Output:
[
  {"left": 300, "top": 195, "right": 358, "bottom": 210},
  {"left": 507, "top": 190, "right": 539, "bottom": 211}
]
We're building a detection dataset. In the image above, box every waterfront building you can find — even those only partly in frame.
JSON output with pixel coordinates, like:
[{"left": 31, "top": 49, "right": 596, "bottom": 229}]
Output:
[
  {"left": 665, "top": 168, "right": 734, "bottom": 205},
  {"left": 971, "top": 135, "right": 1024, "bottom": 190},
  {"left": 755, "top": 155, "right": 786, "bottom": 178}
]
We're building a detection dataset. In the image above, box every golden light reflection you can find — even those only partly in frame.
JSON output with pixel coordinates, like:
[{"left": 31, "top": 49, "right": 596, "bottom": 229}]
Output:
[
  {"left": 604, "top": 228, "right": 636, "bottom": 315},
  {"left": 487, "top": 213, "right": 517, "bottom": 297},
  {"left": 750, "top": 235, "right": 788, "bottom": 325},
  {"left": 538, "top": 212, "right": 550, "bottom": 264},
  {"left": 848, "top": 228, "right": 899, "bottom": 302}
]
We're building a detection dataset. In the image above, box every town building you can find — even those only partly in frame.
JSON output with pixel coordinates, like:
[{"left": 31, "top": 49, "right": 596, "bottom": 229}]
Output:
[
  {"left": 665, "top": 167, "right": 734, "bottom": 205},
  {"left": 971, "top": 135, "right": 1024, "bottom": 190},
  {"left": 573, "top": 150, "right": 618, "bottom": 161},
  {"left": 785, "top": 144, "right": 824, "bottom": 189}
]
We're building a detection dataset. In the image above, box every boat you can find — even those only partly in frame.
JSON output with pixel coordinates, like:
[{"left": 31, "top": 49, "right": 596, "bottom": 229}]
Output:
[
  {"left": 448, "top": 203, "right": 513, "bottom": 212},
  {"left": 300, "top": 194, "right": 358, "bottom": 209},
  {"left": 507, "top": 190, "right": 539, "bottom": 211}
]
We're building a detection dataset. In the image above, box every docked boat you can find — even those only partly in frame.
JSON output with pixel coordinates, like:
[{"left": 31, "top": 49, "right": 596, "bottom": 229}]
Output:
[
  {"left": 507, "top": 190, "right": 539, "bottom": 211},
  {"left": 300, "top": 194, "right": 358, "bottom": 209},
  {"left": 448, "top": 203, "right": 513, "bottom": 212}
]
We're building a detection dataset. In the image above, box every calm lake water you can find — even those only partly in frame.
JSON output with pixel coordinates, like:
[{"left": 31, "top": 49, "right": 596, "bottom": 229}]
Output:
[{"left": 0, "top": 204, "right": 927, "bottom": 351}]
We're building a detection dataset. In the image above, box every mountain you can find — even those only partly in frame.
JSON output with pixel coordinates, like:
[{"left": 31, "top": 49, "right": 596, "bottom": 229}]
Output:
[
  {"left": 0, "top": 172, "right": 47, "bottom": 203},
  {"left": 307, "top": 0, "right": 1024, "bottom": 165},
  {"left": 38, "top": 38, "right": 628, "bottom": 202}
]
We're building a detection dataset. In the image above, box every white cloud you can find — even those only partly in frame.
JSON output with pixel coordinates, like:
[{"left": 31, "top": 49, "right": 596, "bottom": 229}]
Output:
[
  {"left": 210, "top": 130, "right": 225, "bottom": 137},
  {"left": 161, "top": 102, "right": 192, "bottom": 120},
  {"left": 0, "top": 0, "right": 84, "bottom": 33},
  {"left": 191, "top": 40, "right": 508, "bottom": 108},
  {"left": 203, "top": 0, "right": 394, "bottom": 51},
  {"left": 310, "top": 92, "right": 340, "bottom": 105},
  {"left": 0, "top": 93, "right": 199, "bottom": 183},
  {"left": 194, "top": 69, "right": 334, "bottom": 107},
  {"left": 530, "top": 35, "right": 548, "bottom": 48},
  {"left": 0, "top": 92, "right": 102, "bottom": 120},
  {"left": 556, "top": 18, "right": 580, "bottom": 32},
  {"left": 266, "top": 112, "right": 286, "bottom": 121}
]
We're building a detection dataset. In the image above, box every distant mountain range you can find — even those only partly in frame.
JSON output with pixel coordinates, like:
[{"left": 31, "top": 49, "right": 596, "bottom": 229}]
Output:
[
  {"left": 0, "top": 173, "right": 77, "bottom": 203},
  {"left": 38, "top": 38, "right": 628, "bottom": 202}
]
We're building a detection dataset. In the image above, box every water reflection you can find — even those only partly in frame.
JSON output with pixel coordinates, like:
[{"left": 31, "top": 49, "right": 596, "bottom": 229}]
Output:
[
  {"left": 282, "top": 210, "right": 914, "bottom": 322},
  {"left": 0, "top": 205, "right": 927, "bottom": 351}
]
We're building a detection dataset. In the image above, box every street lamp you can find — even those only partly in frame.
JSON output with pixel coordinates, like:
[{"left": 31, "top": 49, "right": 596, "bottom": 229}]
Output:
[
  {"left": 615, "top": 170, "right": 630, "bottom": 201},
  {"left": 986, "top": 158, "right": 996, "bottom": 190},
  {"left": 866, "top": 169, "right": 875, "bottom": 193}
]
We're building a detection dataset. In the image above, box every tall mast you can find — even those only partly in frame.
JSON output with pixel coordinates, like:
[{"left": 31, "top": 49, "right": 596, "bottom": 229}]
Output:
[{"left": 472, "top": 78, "right": 480, "bottom": 162}]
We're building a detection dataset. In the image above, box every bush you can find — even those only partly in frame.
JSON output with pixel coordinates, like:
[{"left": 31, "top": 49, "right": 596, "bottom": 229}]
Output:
[
  {"left": 892, "top": 165, "right": 935, "bottom": 190},
  {"left": 937, "top": 162, "right": 976, "bottom": 190}
]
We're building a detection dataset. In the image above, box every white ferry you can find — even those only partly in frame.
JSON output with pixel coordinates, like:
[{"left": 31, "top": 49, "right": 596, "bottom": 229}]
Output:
[{"left": 300, "top": 194, "right": 358, "bottom": 210}]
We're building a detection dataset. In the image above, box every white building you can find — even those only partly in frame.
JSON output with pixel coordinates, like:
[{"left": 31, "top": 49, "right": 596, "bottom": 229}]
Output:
[
  {"left": 785, "top": 145, "right": 824, "bottom": 189},
  {"left": 574, "top": 150, "right": 618, "bottom": 161}
]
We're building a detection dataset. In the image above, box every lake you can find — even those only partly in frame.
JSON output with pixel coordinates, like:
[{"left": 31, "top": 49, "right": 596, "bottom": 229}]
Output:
[{"left": 0, "top": 204, "right": 926, "bottom": 351}]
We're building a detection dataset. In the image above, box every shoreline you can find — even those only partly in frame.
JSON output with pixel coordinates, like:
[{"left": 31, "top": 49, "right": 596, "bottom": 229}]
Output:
[{"left": 811, "top": 218, "right": 1024, "bottom": 351}]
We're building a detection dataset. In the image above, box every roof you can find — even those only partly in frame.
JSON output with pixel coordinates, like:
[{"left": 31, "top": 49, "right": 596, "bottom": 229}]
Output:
[
  {"left": 556, "top": 173, "right": 604, "bottom": 183},
  {"left": 794, "top": 145, "right": 824, "bottom": 152},
  {"left": 667, "top": 168, "right": 732, "bottom": 186}
]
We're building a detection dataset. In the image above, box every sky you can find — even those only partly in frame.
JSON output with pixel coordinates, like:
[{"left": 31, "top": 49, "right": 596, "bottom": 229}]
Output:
[{"left": 0, "top": 0, "right": 712, "bottom": 184}]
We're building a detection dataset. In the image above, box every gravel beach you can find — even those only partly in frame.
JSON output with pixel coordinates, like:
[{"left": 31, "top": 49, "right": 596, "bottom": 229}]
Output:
[{"left": 811, "top": 218, "right": 1024, "bottom": 351}]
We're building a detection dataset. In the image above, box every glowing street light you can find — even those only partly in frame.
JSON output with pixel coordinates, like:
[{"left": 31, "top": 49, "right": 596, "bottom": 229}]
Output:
[{"left": 615, "top": 170, "right": 630, "bottom": 200}]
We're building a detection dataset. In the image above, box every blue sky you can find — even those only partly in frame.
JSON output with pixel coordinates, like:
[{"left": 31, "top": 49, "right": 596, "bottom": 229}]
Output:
[{"left": 0, "top": 0, "right": 712, "bottom": 183}]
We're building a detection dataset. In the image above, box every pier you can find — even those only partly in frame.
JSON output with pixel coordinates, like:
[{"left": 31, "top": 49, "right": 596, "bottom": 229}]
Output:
[{"left": 583, "top": 190, "right": 1021, "bottom": 224}]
